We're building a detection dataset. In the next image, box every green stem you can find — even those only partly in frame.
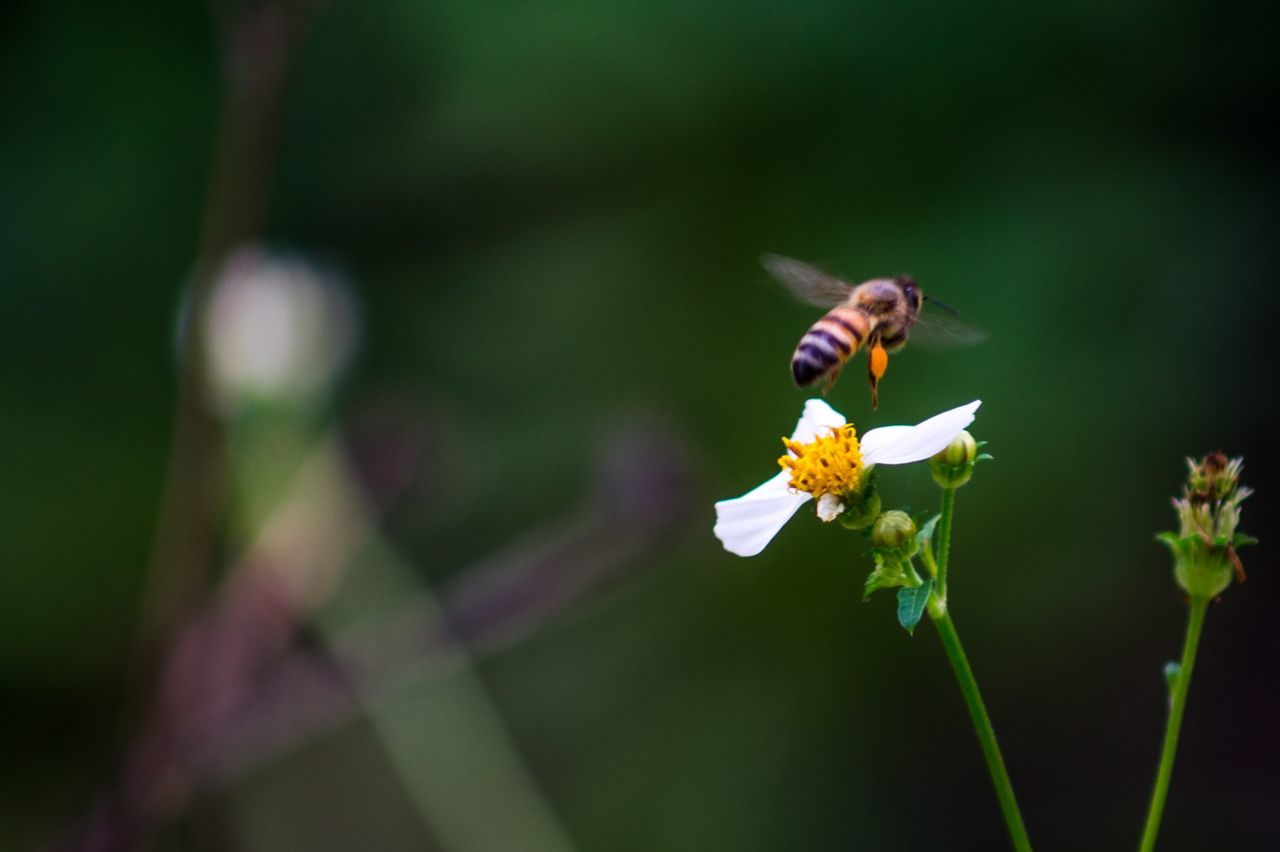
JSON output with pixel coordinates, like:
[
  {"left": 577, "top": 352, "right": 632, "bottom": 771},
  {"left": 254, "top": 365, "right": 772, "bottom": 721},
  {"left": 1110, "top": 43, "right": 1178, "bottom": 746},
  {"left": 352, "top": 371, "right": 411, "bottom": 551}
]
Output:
[
  {"left": 936, "top": 486, "right": 956, "bottom": 600},
  {"left": 1137, "top": 596, "right": 1209, "bottom": 852},
  {"left": 928, "top": 600, "right": 1033, "bottom": 852}
]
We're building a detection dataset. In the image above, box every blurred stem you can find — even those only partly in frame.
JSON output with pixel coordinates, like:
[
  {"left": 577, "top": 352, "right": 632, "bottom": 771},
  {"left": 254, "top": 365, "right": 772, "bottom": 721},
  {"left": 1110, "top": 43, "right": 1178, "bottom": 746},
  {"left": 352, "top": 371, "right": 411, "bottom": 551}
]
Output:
[
  {"left": 927, "top": 599, "right": 1033, "bottom": 852},
  {"left": 136, "top": 1, "right": 311, "bottom": 670},
  {"left": 935, "top": 486, "right": 956, "bottom": 600},
  {"left": 1137, "top": 596, "right": 1209, "bottom": 852}
]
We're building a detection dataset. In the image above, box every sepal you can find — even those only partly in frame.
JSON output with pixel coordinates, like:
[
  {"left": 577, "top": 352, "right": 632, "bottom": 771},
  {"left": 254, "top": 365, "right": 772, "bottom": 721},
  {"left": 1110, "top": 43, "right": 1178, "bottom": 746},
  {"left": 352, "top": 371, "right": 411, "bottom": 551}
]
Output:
[
  {"left": 838, "top": 472, "right": 881, "bottom": 530},
  {"left": 863, "top": 558, "right": 908, "bottom": 600}
]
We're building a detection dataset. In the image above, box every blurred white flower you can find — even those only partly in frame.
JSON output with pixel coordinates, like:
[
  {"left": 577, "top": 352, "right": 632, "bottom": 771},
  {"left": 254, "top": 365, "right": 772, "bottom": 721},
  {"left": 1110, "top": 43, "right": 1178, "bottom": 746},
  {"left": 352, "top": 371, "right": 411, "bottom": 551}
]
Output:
[
  {"left": 713, "top": 399, "right": 981, "bottom": 557},
  {"left": 202, "top": 246, "right": 357, "bottom": 415}
]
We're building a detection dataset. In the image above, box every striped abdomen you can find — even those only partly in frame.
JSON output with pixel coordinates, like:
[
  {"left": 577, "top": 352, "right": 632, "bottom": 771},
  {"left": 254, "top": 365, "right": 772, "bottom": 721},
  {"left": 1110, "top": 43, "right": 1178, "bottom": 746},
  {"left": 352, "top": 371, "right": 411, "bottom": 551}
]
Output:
[{"left": 791, "top": 306, "right": 870, "bottom": 387}]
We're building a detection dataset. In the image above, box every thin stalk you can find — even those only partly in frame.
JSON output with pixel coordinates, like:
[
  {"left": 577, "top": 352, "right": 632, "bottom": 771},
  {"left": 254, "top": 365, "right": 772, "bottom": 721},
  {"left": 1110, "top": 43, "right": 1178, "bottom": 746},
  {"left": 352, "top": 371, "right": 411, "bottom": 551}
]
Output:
[
  {"left": 135, "top": 1, "right": 313, "bottom": 672},
  {"left": 1137, "top": 596, "right": 1209, "bottom": 852},
  {"left": 927, "top": 484, "right": 1030, "bottom": 850},
  {"left": 928, "top": 601, "right": 1033, "bottom": 852},
  {"left": 935, "top": 486, "right": 956, "bottom": 599}
]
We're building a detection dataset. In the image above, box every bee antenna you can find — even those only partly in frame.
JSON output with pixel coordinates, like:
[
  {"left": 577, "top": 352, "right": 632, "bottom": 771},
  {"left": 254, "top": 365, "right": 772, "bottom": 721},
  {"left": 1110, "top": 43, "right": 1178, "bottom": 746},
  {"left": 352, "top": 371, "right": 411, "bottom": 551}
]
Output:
[{"left": 923, "top": 294, "right": 962, "bottom": 316}]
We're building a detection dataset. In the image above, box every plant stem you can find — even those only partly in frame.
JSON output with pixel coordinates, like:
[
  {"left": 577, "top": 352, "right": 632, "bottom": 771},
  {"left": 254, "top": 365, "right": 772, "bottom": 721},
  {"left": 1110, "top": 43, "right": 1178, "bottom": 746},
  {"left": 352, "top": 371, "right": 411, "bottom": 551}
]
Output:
[
  {"left": 930, "top": 485, "right": 1029, "bottom": 846},
  {"left": 936, "top": 486, "right": 956, "bottom": 600},
  {"left": 137, "top": 4, "right": 309, "bottom": 657},
  {"left": 928, "top": 601, "right": 1033, "bottom": 852},
  {"left": 1137, "top": 596, "right": 1209, "bottom": 852}
]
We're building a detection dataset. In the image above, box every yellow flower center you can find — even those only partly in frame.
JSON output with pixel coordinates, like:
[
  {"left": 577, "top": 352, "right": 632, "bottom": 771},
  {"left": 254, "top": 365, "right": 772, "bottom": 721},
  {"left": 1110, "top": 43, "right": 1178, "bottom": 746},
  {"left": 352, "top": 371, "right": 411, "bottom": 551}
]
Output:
[{"left": 778, "top": 424, "right": 863, "bottom": 497}]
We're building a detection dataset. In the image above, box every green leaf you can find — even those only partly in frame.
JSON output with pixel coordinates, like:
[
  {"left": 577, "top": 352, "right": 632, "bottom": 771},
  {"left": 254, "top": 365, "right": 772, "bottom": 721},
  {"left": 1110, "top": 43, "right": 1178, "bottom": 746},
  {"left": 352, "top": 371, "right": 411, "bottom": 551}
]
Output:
[
  {"left": 916, "top": 513, "right": 941, "bottom": 547},
  {"left": 975, "top": 453, "right": 994, "bottom": 462},
  {"left": 914, "top": 514, "right": 941, "bottom": 575},
  {"left": 1233, "top": 533, "right": 1259, "bottom": 548},
  {"left": 897, "top": 578, "right": 933, "bottom": 635}
]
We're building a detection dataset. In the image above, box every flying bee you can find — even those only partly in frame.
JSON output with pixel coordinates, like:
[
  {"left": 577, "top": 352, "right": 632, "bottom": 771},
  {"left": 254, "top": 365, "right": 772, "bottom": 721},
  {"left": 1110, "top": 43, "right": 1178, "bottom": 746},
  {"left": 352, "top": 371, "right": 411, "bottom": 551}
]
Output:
[{"left": 762, "top": 253, "right": 984, "bottom": 409}]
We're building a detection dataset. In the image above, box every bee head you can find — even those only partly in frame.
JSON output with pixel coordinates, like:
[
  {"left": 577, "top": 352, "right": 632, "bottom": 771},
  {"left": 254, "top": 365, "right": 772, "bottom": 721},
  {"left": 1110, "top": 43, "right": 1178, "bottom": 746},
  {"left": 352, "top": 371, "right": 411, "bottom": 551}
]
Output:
[{"left": 895, "top": 275, "right": 921, "bottom": 311}]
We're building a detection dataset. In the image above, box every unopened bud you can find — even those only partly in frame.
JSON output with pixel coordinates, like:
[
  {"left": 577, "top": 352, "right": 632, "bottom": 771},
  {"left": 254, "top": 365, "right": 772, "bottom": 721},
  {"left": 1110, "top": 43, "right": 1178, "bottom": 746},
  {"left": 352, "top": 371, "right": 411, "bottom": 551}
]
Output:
[
  {"left": 873, "top": 510, "right": 918, "bottom": 552},
  {"left": 939, "top": 431, "right": 977, "bottom": 467},
  {"left": 930, "top": 430, "right": 979, "bottom": 488}
]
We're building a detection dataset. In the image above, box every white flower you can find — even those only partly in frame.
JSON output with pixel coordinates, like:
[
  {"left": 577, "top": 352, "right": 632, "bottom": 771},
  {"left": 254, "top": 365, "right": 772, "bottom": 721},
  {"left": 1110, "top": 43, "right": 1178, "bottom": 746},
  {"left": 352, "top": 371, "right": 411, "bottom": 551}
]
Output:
[
  {"left": 713, "top": 399, "right": 982, "bottom": 557},
  {"left": 202, "top": 246, "right": 358, "bottom": 415}
]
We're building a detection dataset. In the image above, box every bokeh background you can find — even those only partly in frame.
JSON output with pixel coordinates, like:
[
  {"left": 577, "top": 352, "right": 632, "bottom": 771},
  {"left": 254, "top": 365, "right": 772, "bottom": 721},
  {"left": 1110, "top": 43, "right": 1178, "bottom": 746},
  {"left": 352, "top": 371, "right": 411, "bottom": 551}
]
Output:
[{"left": 3, "top": 1, "right": 1277, "bottom": 849}]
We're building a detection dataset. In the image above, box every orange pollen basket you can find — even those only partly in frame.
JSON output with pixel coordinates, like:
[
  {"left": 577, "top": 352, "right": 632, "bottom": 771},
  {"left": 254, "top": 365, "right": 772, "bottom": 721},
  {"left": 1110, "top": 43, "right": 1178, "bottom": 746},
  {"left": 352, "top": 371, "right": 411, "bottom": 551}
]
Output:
[{"left": 869, "top": 342, "right": 889, "bottom": 379}]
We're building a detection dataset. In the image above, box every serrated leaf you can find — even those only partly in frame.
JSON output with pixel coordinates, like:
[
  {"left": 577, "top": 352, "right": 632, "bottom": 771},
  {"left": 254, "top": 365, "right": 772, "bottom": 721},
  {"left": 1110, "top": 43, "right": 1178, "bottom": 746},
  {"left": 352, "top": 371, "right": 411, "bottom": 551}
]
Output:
[{"left": 897, "top": 578, "right": 933, "bottom": 635}]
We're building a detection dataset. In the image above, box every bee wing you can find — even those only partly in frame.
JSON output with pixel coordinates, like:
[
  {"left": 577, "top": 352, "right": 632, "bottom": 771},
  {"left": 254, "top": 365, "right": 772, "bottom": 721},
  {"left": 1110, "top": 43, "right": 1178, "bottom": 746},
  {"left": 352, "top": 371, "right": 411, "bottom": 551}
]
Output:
[
  {"left": 760, "top": 253, "right": 855, "bottom": 308},
  {"left": 908, "top": 306, "right": 988, "bottom": 350}
]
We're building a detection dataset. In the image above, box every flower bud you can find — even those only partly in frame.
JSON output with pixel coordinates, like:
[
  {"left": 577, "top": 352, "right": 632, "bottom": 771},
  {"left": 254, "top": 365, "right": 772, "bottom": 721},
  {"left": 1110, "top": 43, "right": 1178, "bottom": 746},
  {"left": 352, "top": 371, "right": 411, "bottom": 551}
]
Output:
[
  {"left": 872, "top": 510, "right": 917, "bottom": 549},
  {"left": 939, "top": 431, "right": 977, "bottom": 467},
  {"left": 862, "top": 510, "right": 924, "bottom": 599},
  {"left": 930, "top": 430, "right": 979, "bottom": 488}
]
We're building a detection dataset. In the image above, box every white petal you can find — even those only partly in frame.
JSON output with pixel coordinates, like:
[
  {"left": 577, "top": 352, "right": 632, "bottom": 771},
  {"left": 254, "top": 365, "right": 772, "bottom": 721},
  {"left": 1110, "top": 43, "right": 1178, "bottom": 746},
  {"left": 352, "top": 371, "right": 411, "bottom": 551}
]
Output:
[
  {"left": 788, "top": 398, "right": 847, "bottom": 444},
  {"left": 815, "top": 493, "right": 845, "bottom": 522},
  {"left": 860, "top": 400, "right": 982, "bottom": 466},
  {"left": 714, "top": 471, "right": 811, "bottom": 557}
]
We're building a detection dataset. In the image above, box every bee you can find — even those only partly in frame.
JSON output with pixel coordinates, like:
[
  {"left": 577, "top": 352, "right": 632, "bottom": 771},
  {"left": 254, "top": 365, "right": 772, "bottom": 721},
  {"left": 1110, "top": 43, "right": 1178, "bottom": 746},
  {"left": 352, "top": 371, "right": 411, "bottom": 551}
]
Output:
[{"left": 762, "top": 253, "right": 984, "bottom": 409}]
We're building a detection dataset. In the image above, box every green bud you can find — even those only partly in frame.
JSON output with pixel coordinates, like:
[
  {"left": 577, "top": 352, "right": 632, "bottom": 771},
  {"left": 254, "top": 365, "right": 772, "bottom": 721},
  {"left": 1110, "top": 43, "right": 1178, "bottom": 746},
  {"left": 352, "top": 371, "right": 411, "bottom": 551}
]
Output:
[
  {"left": 871, "top": 510, "right": 919, "bottom": 563},
  {"left": 872, "top": 510, "right": 917, "bottom": 549},
  {"left": 939, "top": 431, "right": 977, "bottom": 467},
  {"left": 930, "top": 430, "right": 980, "bottom": 488},
  {"left": 862, "top": 508, "right": 924, "bottom": 600}
]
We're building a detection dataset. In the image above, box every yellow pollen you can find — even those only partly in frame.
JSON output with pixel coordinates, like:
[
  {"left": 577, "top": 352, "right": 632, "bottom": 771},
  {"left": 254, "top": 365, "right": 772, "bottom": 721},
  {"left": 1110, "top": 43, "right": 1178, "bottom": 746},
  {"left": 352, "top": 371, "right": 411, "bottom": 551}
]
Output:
[{"left": 778, "top": 424, "right": 863, "bottom": 497}]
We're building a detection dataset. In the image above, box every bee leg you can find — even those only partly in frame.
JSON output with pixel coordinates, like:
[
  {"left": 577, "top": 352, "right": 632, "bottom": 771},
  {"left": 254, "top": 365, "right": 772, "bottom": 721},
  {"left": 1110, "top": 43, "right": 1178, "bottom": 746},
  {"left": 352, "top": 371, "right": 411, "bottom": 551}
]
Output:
[
  {"left": 867, "top": 339, "right": 888, "bottom": 410},
  {"left": 822, "top": 366, "right": 842, "bottom": 396}
]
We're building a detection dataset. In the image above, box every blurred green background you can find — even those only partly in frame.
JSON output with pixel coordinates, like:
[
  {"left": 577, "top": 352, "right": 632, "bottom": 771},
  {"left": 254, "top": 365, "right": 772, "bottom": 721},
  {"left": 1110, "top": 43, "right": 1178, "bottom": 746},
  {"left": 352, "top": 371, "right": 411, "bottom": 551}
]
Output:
[{"left": 2, "top": 0, "right": 1277, "bottom": 849}]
